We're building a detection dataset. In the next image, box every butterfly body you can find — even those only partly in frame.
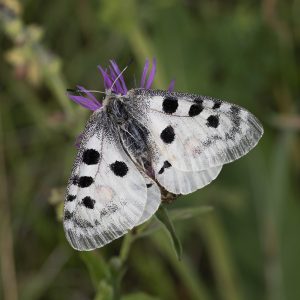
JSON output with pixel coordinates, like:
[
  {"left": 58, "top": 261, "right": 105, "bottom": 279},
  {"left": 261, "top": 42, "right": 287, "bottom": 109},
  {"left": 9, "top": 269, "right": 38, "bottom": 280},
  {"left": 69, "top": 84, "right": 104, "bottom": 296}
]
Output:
[
  {"left": 64, "top": 88, "right": 263, "bottom": 250},
  {"left": 103, "top": 93, "right": 153, "bottom": 176}
]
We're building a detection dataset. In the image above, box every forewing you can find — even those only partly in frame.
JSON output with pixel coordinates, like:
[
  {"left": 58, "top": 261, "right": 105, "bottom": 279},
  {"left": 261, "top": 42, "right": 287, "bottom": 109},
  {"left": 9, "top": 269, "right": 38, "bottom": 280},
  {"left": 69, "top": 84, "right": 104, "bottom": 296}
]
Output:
[
  {"left": 64, "top": 111, "right": 149, "bottom": 250},
  {"left": 127, "top": 89, "right": 263, "bottom": 172}
]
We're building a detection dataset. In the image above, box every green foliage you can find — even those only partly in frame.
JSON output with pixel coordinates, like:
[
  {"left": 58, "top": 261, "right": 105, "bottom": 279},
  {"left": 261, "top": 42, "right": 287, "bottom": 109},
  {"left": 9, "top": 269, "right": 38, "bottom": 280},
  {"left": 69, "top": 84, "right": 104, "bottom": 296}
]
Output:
[
  {"left": 121, "top": 293, "right": 159, "bottom": 300},
  {"left": 155, "top": 205, "right": 183, "bottom": 260},
  {"left": 1, "top": 0, "right": 300, "bottom": 300}
]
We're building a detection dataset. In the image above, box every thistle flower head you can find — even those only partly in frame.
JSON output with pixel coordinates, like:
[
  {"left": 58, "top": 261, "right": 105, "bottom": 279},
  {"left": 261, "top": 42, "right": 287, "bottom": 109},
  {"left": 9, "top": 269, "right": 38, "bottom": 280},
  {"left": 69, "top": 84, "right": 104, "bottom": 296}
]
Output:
[{"left": 67, "top": 58, "right": 175, "bottom": 111}]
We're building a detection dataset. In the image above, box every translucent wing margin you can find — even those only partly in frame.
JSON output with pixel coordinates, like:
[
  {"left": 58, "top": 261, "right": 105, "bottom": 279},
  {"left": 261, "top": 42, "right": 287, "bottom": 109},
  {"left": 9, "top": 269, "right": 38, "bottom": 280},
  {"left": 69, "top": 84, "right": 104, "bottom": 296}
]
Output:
[{"left": 136, "top": 174, "right": 161, "bottom": 226}]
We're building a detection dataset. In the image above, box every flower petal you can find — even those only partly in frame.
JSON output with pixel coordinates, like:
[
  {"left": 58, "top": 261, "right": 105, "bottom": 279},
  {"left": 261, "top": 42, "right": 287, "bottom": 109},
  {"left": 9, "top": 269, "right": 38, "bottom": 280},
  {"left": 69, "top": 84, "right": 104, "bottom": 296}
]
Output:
[
  {"left": 77, "top": 85, "right": 102, "bottom": 108},
  {"left": 140, "top": 58, "right": 149, "bottom": 88},
  {"left": 168, "top": 79, "right": 176, "bottom": 92},
  {"left": 68, "top": 94, "right": 100, "bottom": 111},
  {"left": 98, "top": 66, "right": 113, "bottom": 90},
  {"left": 109, "top": 66, "right": 124, "bottom": 94},
  {"left": 110, "top": 60, "right": 128, "bottom": 94},
  {"left": 145, "top": 58, "right": 156, "bottom": 89}
]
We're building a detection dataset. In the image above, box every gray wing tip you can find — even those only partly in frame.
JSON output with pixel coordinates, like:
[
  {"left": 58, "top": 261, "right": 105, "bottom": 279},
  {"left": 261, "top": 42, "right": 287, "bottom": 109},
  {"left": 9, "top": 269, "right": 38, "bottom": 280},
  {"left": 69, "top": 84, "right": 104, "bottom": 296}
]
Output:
[{"left": 248, "top": 113, "right": 264, "bottom": 143}]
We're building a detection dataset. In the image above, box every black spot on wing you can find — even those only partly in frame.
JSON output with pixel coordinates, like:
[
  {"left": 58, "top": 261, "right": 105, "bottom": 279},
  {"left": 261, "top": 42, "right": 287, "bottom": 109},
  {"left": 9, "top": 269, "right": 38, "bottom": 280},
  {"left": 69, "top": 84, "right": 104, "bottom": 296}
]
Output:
[
  {"left": 163, "top": 160, "right": 172, "bottom": 168},
  {"left": 194, "top": 97, "right": 203, "bottom": 105},
  {"left": 207, "top": 115, "right": 219, "bottom": 128},
  {"left": 212, "top": 101, "right": 221, "bottom": 109},
  {"left": 162, "top": 97, "right": 178, "bottom": 114},
  {"left": 158, "top": 161, "right": 172, "bottom": 174},
  {"left": 82, "top": 149, "right": 100, "bottom": 165},
  {"left": 82, "top": 196, "right": 95, "bottom": 209},
  {"left": 110, "top": 161, "right": 128, "bottom": 177},
  {"left": 64, "top": 210, "right": 73, "bottom": 220},
  {"left": 160, "top": 126, "right": 175, "bottom": 144},
  {"left": 67, "top": 195, "right": 76, "bottom": 202},
  {"left": 78, "top": 176, "right": 94, "bottom": 188},
  {"left": 146, "top": 183, "right": 153, "bottom": 188},
  {"left": 158, "top": 167, "right": 164, "bottom": 174},
  {"left": 72, "top": 176, "right": 79, "bottom": 185},
  {"left": 189, "top": 103, "right": 203, "bottom": 117}
]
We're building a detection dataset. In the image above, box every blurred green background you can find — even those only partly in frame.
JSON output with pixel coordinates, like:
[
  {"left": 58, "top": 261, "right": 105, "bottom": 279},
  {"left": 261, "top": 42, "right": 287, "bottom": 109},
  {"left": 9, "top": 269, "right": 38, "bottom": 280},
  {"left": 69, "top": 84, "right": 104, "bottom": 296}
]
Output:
[{"left": 1, "top": 0, "right": 299, "bottom": 299}]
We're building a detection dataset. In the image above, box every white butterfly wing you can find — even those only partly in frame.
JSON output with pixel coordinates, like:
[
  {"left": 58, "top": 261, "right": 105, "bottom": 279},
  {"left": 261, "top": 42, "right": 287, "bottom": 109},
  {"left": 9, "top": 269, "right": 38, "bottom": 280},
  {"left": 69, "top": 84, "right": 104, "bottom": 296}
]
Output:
[
  {"left": 64, "top": 111, "right": 159, "bottom": 250},
  {"left": 154, "top": 158, "right": 222, "bottom": 195},
  {"left": 128, "top": 89, "right": 263, "bottom": 172},
  {"left": 123, "top": 89, "right": 262, "bottom": 194}
]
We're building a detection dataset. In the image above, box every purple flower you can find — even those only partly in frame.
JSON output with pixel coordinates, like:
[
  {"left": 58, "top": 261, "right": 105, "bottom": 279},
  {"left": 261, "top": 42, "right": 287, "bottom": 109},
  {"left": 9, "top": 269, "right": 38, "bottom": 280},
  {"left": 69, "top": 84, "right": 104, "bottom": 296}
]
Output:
[
  {"left": 68, "top": 85, "right": 102, "bottom": 111},
  {"left": 67, "top": 58, "right": 175, "bottom": 112}
]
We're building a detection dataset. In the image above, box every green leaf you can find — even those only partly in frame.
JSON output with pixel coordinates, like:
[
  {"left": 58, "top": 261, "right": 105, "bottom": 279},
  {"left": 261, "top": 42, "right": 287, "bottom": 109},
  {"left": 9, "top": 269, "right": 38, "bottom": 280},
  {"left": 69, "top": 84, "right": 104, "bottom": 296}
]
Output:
[
  {"left": 94, "top": 281, "right": 113, "bottom": 300},
  {"left": 121, "top": 292, "right": 160, "bottom": 300},
  {"left": 136, "top": 205, "right": 213, "bottom": 240},
  {"left": 169, "top": 206, "right": 213, "bottom": 221},
  {"left": 155, "top": 205, "right": 182, "bottom": 260},
  {"left": 80, "top": 252, "right": 110, "bottom": 288}
]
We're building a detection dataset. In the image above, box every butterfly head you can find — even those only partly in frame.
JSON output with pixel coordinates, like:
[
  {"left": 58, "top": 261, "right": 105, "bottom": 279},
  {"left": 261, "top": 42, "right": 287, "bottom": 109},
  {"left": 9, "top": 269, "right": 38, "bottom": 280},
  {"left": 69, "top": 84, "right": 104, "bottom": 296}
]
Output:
[{"left": 102, "top": 88, "right": 126, "bottom": 108}]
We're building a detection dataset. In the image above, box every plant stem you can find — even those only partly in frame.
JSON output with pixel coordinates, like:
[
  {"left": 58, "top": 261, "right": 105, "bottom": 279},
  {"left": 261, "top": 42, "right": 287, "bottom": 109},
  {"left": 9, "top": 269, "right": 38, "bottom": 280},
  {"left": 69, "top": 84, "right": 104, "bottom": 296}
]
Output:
[
  {"left": 119, "top": 231, "right": 134, "bottom": 264},
  {"left": 0, "top": 107, "right": 19, "bottom": 300}
]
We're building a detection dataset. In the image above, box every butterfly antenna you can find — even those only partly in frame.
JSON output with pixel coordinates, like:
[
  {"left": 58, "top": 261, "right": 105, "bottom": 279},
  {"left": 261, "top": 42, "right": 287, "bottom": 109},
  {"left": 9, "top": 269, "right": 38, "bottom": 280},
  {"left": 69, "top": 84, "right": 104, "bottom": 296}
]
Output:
[
  {"left": 67, "top": 88, "right": 106, "bottom": 95},
  {"left": 83, "top": 90, "right": 106, "bottom": 94},
  {"left": 110, "top": 65, "right": 129, "bottom": 92}
]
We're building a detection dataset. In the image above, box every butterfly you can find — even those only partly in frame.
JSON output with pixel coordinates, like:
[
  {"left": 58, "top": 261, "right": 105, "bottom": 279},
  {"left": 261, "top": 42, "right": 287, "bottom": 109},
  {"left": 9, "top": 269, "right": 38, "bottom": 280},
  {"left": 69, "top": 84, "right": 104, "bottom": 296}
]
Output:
[{"left": 64, "top": 59, "right": 263, "bottom": 250}]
